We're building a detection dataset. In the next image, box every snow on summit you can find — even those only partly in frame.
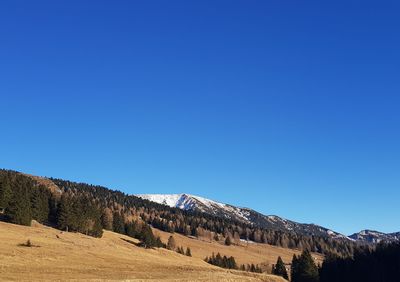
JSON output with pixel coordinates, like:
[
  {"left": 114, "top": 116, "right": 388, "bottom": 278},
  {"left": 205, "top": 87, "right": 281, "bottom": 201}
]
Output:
[
  {"left": 135, "top": 193, "right": 357, "bottom": 241},
  {"left": 136, "top": 193, "right": 227, "bottom": 210},
  {"left": 136, "top": 194, "right": 183, "bottom": 208},
  {"left": 135, "top": 193, "right": 252, "bottom": 222}
]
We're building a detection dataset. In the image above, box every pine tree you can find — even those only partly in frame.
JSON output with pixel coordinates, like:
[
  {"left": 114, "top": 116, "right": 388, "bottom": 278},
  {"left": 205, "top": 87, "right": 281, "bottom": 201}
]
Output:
[
  {"left": 85, "top": 203, "right": 103, "bottom": 237},
  {"left": 48, "top": 194, "right": 58, "bottom": 224},
  {"left": 138, "top": 224, "right": 161, "bottom": 248},
  {"left": 0, "top": 176, "right": 12, "bottom": 210},
  {"left": 248, "top": 264, "right": 255, "bottom": 272},
  {"left": 57, "top": 194, "right": 73, "bottom": 231},
  {"left": 177, "top": 246, "right": 185, "bottom": 254},
  {"left": 125, "top": 221, "right": 138, "bottom": 238},
  {"left": 292, "top": 251, "right": 319, "bottom": 282},
  {"left": 112, "top": 211, "right": 125, "bottom": 234},
  {"left": 7, "top": 182, "right": 32, "bottom": 226},
  {"left": 272, "top": 256, "right": 288, "bottom": 280},
  {"left": 225, "top": 236, "right": 232, "bottom": 246},
  {"left": 185, "top": 247, "right": 192, "bottom": 256},
  {"left": 167, "top": 235, "right": 176, "bottom": 250},
  {"left": 226, "top": 256, "right": 237, "bottom": 269},
  {"left": 291, "top": 254, "right": 299, "bottom": 281},
  {"left": 30, "top": 186, "right": 50, "bottom": 223}
]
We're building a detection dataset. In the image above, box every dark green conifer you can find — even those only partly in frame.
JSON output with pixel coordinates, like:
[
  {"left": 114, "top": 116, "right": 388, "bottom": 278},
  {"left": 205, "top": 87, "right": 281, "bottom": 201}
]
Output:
[
  {"left": 292, "top": 250, "right": 319, "bottom": 282},
  {"left": 272, "top": 256, "right": 289, "bottom": 280},
  {"left": 0, "top": 176, "right": 12, "bottom": 210},
  {"left": 112, "top": 211, "right": 125, "bottom": 234},
  {"left": 57, "top": 194, "right": 73, "bottom": 231},
  {"left": 30, "top": 186, "right": 50, "bottom": 223},
  {"left": 7, "top": 182, "right": 32, "bottom": 226}
]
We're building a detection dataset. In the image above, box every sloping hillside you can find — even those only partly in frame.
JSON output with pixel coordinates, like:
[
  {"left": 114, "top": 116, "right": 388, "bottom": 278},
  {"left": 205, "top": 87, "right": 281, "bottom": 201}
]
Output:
[
  {"left": 0, "top": 170, "right": 357, "bottom": 257},
  {"left": 153, "top": 228, "right": 324, "bottom": 271},
  {"left": 0, "top": 221, "right": 286, "bottom": 281}
]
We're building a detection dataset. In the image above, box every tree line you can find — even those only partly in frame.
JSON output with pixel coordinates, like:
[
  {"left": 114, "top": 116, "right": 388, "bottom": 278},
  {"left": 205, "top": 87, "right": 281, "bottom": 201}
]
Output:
[
  {"left": 0, "top": 170, "right": 163, "bottom": 248},
  {"left": 50, "top": 174, "right": 357, "bottom": 257},
  {"left": 271, "top": 243, "right": 400, "bottom": 282},
  {"left": 1, "top": 170, "right": 357, "bottom": 256},
  {"left": 204, "top": 252, "right": 263, "bottom": 273},
  {"left": 319, "top": 242, "right": 400, "bottom": 282}
]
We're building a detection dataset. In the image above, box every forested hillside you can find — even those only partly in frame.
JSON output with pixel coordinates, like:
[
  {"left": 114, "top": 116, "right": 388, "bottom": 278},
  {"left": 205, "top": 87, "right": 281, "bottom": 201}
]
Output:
[{"left": 0, "top": 169, "right": 356, "bottom": 256}]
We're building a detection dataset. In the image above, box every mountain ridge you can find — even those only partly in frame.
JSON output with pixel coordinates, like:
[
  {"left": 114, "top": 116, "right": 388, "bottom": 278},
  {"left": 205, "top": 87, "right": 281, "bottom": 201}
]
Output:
[
  {"left": 349, "top": 230, "right": 400, "bottom": 244},
  {"left": 137, "top": 193, "right": 399, "bottom": 244}
]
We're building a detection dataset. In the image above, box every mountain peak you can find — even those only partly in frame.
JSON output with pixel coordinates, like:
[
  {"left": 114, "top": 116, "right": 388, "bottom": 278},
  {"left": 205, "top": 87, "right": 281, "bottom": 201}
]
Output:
[
  {"left": 137, "top": 194, "right": 400, "bottom": 244},
  {"left": 136, "top": 193, "right": 352, "bottom": 240},
  {"left": 135, "top": 193, "right": 226, "bottom": 210},
  {"left": 349, "top": 230, "right": 400, "bottom": 243}
]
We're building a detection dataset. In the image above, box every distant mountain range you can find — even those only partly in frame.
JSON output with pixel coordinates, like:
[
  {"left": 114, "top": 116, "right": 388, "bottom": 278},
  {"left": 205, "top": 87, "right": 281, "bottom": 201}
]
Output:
[
  {"left": 136, "top": 193, "right": 399, "bottom": 244},
  {"left": 349, "top": 230, "right": 400, "bottom": 244}
]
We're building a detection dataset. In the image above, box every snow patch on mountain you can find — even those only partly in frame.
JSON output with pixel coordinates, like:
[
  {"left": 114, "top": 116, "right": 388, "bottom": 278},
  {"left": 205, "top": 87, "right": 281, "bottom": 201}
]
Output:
[
  {"left": 137, "top": 193, "right": 225, "bottom": 210},
  {"left": 136, "top": 193, "right": 395, "bottom": 243},
  {"left": 349, "top": 230, "right": 400, "bottom": 244},
  {"left": 136, "top": 194, "right": 183, "bottom": 208},
  {"left": 136, "top": 193, "right": 252, "bottom": 222}
]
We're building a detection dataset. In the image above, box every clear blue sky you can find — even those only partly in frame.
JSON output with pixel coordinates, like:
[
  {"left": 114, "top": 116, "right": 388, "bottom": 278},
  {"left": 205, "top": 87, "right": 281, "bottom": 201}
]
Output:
[{"left": 1, "top": 1, "right": 399, "bottom": 235}]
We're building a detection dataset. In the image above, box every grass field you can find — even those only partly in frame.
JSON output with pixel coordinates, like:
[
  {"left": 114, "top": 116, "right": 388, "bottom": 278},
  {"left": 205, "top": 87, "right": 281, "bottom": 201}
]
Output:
[
  {"left": 154, "top": 228, "right": 324, "bottom": 272},
  {"left": 0, "top": 221, "right": 287, "bottom": 281}
]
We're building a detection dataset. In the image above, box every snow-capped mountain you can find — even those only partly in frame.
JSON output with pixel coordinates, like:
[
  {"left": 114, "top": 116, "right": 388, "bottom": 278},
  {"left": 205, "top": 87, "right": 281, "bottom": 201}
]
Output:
[
  {"left": 136, "top": 193, "right": 251, "bottom": 221},
  {"left": 349, "top": 230, "right": 400, "bottom": 244},
  {"left": 136, "top": 193, "right": 349, "bottom": 239}
]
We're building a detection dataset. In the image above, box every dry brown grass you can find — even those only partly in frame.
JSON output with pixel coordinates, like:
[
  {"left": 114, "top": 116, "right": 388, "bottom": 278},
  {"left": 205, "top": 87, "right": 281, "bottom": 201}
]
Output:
[
  {"left": 0, "top": 221, "right": 287, "bottom": 281},
  {"left": 153, "top": 228, "right": 324, "bottom": 271}
]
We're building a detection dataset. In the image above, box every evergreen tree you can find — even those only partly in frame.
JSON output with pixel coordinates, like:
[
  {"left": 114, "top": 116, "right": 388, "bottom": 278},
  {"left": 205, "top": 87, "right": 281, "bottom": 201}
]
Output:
[
  {"left": 225, "top": 236, "right": 232, "bottom": 246},
  {"left": 292, "top": 250, "right": 319, "bottom": 282},
  {"left": 167, "top": 235, "right": 176, "bottom": 250},
  {"left": 48, "top": 194, "right": 58, "bottom": 224},
  {"left": 125, "top": 221, "right": 138, "bottom": 238},
  {"left": 85, "top": 203, "right": 103, "bottom": 237},
  {"left": 204, "top": 253, "right": 238, "bottom": 270},
  {"left": 185, "top": 247, "right": 192, "bottom": 257},
  {"left": 272, "top": 256, "right": 288, "bottom": 280},
  {"left": 30, "top": 185, "right": 50, "bottom": 223},
  {"left": 0, "top": 176, "right": 12, "bottom": 210},
  {"left": 226, "top": 256, "right": 237, "bottom": 269},
  {"left": 138, "top": 224, "right": 162, "bottom": 248},
  {"left": 7, "top": 182, "right": 32, "bottom": 226},
  {"left": 291, "top": 254, "right": 299, "bottom": 281},
  {"left": 112, "top": 211, "right": 125, "bottom": 234},
  {"left": 57, "top": 194, "right": 73, "bottom": 231}
]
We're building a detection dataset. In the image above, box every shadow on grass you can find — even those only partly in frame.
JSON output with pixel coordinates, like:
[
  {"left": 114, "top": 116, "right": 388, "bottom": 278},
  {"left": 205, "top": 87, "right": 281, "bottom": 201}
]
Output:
[
  {"left": 18, "top": 239, "right": 40, "bottom": 248},
  {"left": 121, "top": 238, "right": 140, "bottom": 247}
]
